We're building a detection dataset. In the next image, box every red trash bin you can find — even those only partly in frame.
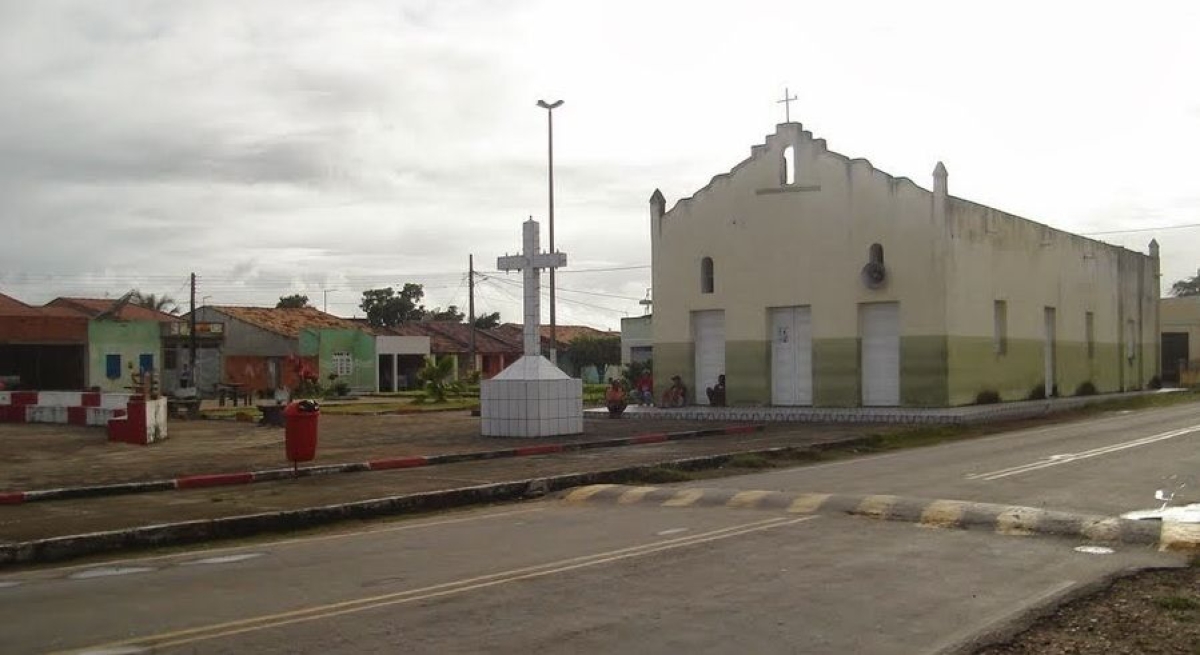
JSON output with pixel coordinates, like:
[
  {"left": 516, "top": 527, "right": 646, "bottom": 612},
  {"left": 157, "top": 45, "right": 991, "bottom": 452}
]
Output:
[{"left": 284, "top": 400, "right": 320, "bottom": 468}]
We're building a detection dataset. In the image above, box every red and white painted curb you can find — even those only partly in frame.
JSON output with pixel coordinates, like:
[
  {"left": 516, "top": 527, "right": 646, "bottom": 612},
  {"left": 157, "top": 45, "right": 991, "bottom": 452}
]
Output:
[{"left": 0, "top": 425, "right": 767, "bottom": 505}]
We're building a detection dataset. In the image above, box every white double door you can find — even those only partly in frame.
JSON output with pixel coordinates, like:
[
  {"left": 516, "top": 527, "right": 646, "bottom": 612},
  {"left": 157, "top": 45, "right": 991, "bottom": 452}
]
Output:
[
  {"left": 692, "top": 310, "right": 725, "bottom": 405},
  {"left": 770, "top": 306, "right": 812, "bottom": 406},
  {"left": 860, "top": 302, "right": 900, "bottom": 406}
]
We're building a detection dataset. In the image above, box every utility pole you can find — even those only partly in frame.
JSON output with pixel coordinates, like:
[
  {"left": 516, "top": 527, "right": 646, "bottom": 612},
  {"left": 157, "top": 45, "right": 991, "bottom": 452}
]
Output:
[
  {"left": 468, "top": 254, "right": 476, "bottom": 374},
  {"left": 537, "top": 99, "right": 563, "bottom": 365},
  {"left": 189, "top": 272, "right": 197, "bottom": 384},
  {"left": 322, "top": 289, "right": 333, "bottom": 313}
]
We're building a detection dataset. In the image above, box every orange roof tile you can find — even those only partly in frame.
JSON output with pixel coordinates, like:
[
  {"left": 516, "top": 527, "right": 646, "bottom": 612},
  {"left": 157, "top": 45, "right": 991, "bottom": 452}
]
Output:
[
  {"left": 209, "top": 306, "right": 366, "bottom": 339},
  {"left": 48, "top": 297, "right": 182, "bottom": 322}
]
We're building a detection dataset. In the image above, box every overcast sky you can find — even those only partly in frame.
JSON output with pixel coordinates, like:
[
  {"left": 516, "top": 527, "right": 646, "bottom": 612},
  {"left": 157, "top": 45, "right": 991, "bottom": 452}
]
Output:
[{"left": 2, "top": 0, "right": 1198, "bottom": 330}]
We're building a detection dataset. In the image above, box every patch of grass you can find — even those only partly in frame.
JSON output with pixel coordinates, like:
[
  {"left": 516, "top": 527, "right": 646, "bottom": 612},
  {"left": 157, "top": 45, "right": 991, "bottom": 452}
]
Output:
[
  {"left": 723, "top": 453, "right": 774, "bottom": 469},
  {"left": 1153, "top": 596, "right": 1200, "bottom": 612},
  {"left": 629, "top": 466, "right": 696, "bottom": 484}
]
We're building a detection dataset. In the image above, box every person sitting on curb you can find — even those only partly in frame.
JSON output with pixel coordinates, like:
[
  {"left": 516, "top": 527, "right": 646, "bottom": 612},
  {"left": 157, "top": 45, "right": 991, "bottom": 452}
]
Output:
[
  {"left": 706, "top": 374, "right": 727, "bottom": 407},
  {"left": 605, "top": 378, "right": 628, "bottom": 417},
  {"left": 661, "top": 375, "right": 687, "bottom": 407}
]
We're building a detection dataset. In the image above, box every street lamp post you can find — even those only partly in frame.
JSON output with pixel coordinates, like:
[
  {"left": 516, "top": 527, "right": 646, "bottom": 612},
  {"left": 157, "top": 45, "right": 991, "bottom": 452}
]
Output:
[{"left": 537, "top": 99, "right": 563, "bottom": 365}]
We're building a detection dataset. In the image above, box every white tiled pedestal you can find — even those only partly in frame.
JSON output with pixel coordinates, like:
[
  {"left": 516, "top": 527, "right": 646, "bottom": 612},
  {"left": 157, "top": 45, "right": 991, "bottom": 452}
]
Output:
[{"left": 480, "top": 356, "right": 583, "bottom": 437}]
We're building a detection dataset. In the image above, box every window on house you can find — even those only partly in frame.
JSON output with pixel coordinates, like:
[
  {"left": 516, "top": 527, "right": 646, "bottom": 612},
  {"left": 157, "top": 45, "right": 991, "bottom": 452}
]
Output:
[
  {"left": 138, "top": 353, "right": 154, "bottom": 373},
  {"left": 1085, "top": 312, "right": 1095, "bottom": 359},
  {"left": 332, "top": 352, "right": 353, "bottom": 377},
  {"left": 105, "top": 354, "right": 122, "bottom": 380},
  {"left": 993, "top": 300, "right": 1007, "bottom": 355},
  {"left": 782, "top": 145, "right": 795, "bottom": 185},
  {"left": 701, "top": 257, "right": 714, "bottom": 294}
]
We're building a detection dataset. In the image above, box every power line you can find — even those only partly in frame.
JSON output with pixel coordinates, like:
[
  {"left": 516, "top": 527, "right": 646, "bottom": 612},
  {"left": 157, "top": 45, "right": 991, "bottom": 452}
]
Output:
[{"left": 1082, "top": 223, "right": 1200, "bottom": 236}]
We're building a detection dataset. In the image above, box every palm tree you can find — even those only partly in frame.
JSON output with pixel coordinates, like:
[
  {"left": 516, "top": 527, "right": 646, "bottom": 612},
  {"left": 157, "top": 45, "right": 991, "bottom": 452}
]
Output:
[
  {"left": 132, "top": 291, "right": 180, "bottom": 315},
  {"left": 417, "top": 355, "right": 460, "bottom": 403}
]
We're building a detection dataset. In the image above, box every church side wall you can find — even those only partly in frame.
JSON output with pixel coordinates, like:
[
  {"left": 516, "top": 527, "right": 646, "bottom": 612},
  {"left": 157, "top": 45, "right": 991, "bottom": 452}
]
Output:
[
  {"left": 652, "top": 124, "right": 949, "bottom": 406},
  {"left": 942, "top": 199, "right": 1159, "bottom": 404}
]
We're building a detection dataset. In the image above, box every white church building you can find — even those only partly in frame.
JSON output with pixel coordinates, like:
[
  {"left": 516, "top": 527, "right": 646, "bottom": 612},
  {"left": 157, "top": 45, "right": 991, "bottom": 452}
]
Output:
[{"left": 649, "top": 122, "right": 1159, "bottom": 407}]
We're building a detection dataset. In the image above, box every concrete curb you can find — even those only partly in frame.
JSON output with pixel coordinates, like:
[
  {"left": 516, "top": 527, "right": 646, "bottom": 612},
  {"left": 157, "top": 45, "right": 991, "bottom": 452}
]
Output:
[
  {"left": 0, "top": 444, "right": 800, "bottom": 566},
  {"left": 0, "top": 425, "right": 766, "bottom": 506},
  {"left": 560, "top": 484, "right": 1200, "bottom": 553}
]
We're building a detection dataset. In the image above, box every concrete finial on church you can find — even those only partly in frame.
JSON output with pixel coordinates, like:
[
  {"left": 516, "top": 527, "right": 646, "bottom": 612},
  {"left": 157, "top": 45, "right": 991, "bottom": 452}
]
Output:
[
  {"left": 650, "top": 189, "right": 665, "bottom": 218},
  {"left": 933, "top": 161, "right": 948, "bottom": 197},
  {"left": 1149, "top": 239, "right": 1160, "bottom": 258}
]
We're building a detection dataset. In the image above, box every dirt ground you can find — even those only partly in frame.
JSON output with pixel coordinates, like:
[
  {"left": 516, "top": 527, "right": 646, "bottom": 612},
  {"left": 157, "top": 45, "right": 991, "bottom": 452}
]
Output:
[
  {"left": 0, "top": 412, "right": 880, "bottom": 489},
  {"left": 975, "top": 562, "right": 1200, "bottom": 654}
]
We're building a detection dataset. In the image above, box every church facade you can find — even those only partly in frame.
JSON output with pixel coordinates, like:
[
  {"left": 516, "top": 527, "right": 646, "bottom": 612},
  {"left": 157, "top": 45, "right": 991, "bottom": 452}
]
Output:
[{"left": 650, "top": 122, "right": 1159, "bottom": 407}]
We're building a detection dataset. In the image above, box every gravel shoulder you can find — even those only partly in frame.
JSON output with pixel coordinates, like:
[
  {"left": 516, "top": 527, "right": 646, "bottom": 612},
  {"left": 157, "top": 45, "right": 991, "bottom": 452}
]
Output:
[{"left": 975, "top": 560, "right": 1200, "bottom": 654}]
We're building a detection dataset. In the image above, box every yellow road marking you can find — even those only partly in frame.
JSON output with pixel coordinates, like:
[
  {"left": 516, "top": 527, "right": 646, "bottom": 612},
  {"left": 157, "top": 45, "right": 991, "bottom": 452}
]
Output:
[
  {"left": 855, "top": 495, "right": 900, "bottom": 519},
  {"left": 662, "top": 489, "right": 706, "bottom": 507},
  {"left": 786, "top": 493, "right": 830, "bottom": 514},
  {"left": 563, "top": 484, "right": 617, "bottom": 503},
  {"left": 58, "top": 515, "right": 818, "bottom": 654},
  {"left": 1159, "top": 522, "right": 1200, "bottom": 552},
  {"left": 919, "top": 500, "right": 966, "bottom": 528},
  {"left": 726, "top": 490, "right": 771, "bottom": 509},
  {"left": 616, "top": 486, "right": 660, "bottom": 504}
]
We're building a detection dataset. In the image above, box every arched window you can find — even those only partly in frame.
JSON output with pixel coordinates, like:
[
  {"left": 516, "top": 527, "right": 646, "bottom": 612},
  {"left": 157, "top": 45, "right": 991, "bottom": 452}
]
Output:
[
  {"left": 782, "top": 145, "right": 795, "bottom": 185},
  {"left": 701, "top": 257, "right": 714, "bottom": 294},
  {"left": 869, "top": 243, "right": 884, "bottom": 265}
]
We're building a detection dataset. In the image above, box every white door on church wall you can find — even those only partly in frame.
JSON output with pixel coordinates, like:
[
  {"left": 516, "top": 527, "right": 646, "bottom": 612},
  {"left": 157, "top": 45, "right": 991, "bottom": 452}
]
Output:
[
  {"left": 770, "top": 306, "right": 812, "bottom": 406},
  {"left": 860, "top": 302, "right": 900, "bottom": 406},
  {"left": 692, "top": 310, "right": 725, "bottom": 405}
]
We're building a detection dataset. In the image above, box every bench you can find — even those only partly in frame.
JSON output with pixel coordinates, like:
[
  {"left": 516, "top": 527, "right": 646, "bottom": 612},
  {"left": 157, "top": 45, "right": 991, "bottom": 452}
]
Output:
[{"left": 167, "top": 397, "right": 202, "bottom": 420}]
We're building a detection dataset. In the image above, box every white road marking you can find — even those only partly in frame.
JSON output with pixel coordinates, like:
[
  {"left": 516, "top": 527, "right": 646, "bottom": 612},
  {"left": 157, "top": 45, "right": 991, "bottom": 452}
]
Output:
[
  {"left": 656, "top": 528, "right": 689, "bottom": 536},
  {"left": 0, "top": 580, "right": 22, "bottom": 588},
  {"left": 1074, "top": 546, "right": 1115, "bottom": 555},
  {"left": 69, "top": 566, "right": 156, "bottom": 580},
  {"left": 966, "top": 424, "right": 1200, "bottom": 481},
  {"left": 181, "top": 553, "right": 264, "bottom": 566}
]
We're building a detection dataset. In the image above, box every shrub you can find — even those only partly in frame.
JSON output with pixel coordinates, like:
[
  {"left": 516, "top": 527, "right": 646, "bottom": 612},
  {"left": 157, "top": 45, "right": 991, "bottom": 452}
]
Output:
[
  {"left": 1028, "top": 383, "right": 1046, "bottom": 400},
  {"left": 1075, "top": 381, "right": 1097, "bottom": 396},
  {"left": 1149, "top": 376, "right": 1162, "bottom": 390},
  {"left": 974, "top": 390, "right": 1001, "bottom": 405}
]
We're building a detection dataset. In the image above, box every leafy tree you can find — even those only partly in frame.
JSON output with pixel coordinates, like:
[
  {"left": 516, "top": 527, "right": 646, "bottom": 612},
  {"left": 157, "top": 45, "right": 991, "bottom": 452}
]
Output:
[
  {"left": 417, "top": 355, "right": 461, "bottom": 403},
  {"left": 1169, "top": 271, "right": 1200, "bottom": 297},
  {"left": 360, "top": 284, "right": 426, "bottom": 327},
  {"left": 567, "top": 335, "right": 621, "bottom": 374},
  {"left": 473, "top": 311, "right": 501, "bottom": 329},
  {"left": 132, "top": 291, "right": 179, "bottom": 315},
  {"left": 276, "top": 294, "right": 311, "bottom": 309},
  {"left": 428, "top": 305, "right": 466, "bottom": 322}
]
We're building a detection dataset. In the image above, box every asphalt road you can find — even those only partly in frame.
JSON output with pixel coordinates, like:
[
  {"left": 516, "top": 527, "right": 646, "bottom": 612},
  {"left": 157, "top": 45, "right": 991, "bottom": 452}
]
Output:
[
  {"left": 731, "top": 402, "right": 1200, "bottom": 517},
  {"left": 3, "top": 402, "right": 1198, "bottom": 654}
]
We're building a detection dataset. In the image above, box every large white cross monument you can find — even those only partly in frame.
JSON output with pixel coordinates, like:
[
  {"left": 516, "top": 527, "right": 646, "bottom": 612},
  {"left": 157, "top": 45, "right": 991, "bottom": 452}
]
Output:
[{"left": 480, "top": 218, "right": 583, "bottom": 437}]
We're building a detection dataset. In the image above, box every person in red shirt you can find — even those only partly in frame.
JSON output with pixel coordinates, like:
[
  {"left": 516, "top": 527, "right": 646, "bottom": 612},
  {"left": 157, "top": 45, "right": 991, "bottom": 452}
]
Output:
[{"left": 634, "top": 371, "right": 653, "bottom": 406}]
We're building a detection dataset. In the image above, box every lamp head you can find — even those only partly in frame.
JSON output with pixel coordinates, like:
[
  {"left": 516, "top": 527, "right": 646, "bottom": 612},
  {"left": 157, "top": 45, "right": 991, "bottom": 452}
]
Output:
[{"left": 537, "top": 99, "right": 564, "bottom": 109}]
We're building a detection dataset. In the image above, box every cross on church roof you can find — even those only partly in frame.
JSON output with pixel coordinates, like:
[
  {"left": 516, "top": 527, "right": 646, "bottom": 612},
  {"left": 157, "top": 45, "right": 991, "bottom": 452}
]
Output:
[{"left": 777, "top": 87, "right": 798, "bottom": 123}]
